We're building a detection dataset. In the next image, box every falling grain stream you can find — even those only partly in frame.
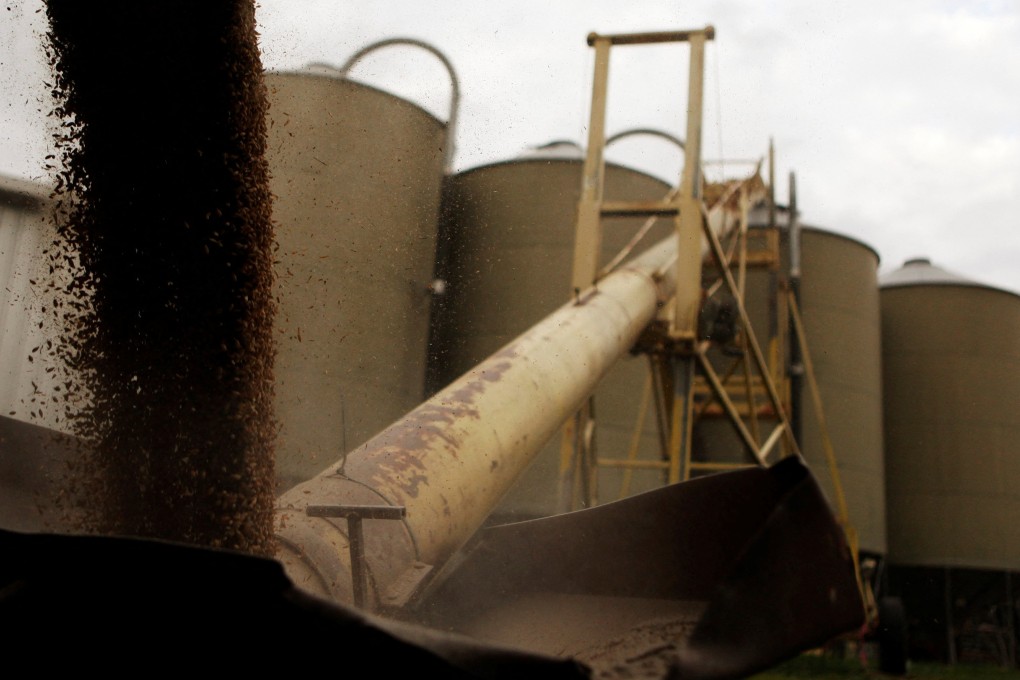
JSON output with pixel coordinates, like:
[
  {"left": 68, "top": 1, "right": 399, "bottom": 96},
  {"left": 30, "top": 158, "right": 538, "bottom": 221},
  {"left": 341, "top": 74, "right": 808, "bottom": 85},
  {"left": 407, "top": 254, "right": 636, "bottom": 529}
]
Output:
[{"left": 43, "top": 0, "right": 277, "bottom": 554}]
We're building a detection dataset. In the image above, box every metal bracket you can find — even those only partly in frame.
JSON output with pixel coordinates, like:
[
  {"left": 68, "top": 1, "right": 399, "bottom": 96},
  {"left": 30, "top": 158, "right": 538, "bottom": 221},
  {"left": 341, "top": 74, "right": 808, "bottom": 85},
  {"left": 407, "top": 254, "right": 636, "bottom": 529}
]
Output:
[{"left": 305, "top": 504, "right": 407, "bottom": 610}]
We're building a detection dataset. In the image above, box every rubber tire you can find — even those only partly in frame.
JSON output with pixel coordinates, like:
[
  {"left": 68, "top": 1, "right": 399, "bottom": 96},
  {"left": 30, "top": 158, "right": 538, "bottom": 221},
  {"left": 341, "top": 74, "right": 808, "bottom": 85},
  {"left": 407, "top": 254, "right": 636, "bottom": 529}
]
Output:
[{"left": 878, "top": 596, "right": 909, "bottom": 675}]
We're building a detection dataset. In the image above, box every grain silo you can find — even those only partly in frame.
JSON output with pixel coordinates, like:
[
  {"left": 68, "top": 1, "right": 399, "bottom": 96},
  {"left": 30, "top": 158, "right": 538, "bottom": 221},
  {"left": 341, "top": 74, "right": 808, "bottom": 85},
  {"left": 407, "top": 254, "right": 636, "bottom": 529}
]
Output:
[
  {"left": 0, "top": 175, "right": 82, "bottom": 532},
  {"left": 0, "top": 43, "right": 455, "bottom": 509},
  {"left": 428, "top": 141, "right": 676, "bottom": 520},
  {"left": 265, "top": 40, "right": 455, "bottom": 490},
  {"left": 793, "top": 225, "right": 886, "bottom": 556},
  {"left": 882, "top": 257, "right": 1020, "bottom": 666},
  {"left": 0, "top": 175, "right": 61, "bottom": 432}
]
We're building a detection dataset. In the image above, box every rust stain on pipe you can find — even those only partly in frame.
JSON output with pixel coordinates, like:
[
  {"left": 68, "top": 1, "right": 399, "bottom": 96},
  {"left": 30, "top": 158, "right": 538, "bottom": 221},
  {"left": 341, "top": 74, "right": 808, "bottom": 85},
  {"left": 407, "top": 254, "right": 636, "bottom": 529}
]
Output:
[
  {"left": 275, "top": 236, "right": 682, "bottom": 607},
  {"left": 274, "top": 178, "right": 759, "bottom": 606}
]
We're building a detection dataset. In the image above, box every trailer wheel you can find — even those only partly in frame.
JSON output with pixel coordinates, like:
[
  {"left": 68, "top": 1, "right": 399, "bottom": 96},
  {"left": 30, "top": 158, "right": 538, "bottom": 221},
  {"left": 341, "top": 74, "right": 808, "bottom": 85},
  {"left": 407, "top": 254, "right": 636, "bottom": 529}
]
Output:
[{"left": 878, "top": 596, "right": 908, "bottom": 675}]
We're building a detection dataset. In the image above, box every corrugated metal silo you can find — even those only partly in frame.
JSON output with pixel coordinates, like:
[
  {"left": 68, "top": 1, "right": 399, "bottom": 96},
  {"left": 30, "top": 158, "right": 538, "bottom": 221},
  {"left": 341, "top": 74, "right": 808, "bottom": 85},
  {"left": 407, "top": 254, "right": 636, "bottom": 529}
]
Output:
[
  {"left": 0, "top": 176, "right": 80, "bottom": 531},
  {"left": 796, "top": 227, "right": 886, "bottom": 555},
  {"left": 429, "top": 143, "right": 675, "bottom": 520},
  {"left": 265, "top": 63, "right": 449, "bottom": 490},
  {"left": 881, "top": 257, "right": 1020, "bottom": 665},
  {"left": 0, "top": 175, "right": 62, "bottom": 432},
  {"left": 881, "top": 257, "right": 1020, "bottom": 569}
]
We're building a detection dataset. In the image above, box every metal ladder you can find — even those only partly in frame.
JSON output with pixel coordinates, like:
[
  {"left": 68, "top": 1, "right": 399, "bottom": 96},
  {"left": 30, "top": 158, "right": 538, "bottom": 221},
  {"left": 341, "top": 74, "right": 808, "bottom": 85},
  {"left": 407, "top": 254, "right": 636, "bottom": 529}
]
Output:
[{"left": 685, "top": 166, "right": 789, "bottom": 480}]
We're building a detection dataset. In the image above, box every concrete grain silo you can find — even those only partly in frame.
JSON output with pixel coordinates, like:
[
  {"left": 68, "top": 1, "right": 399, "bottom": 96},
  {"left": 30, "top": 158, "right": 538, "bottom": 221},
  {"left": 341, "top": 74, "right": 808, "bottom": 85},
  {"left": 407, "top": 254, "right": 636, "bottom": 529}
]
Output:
[
  {"left": 265, "top": 43, "right": 455, "bottom": 491},
  {"left": 881, "top": 257, "right": 1020, "bottom": 665},
  {"left": 428, "top": 142, "right": 676, "bottom": 520}
]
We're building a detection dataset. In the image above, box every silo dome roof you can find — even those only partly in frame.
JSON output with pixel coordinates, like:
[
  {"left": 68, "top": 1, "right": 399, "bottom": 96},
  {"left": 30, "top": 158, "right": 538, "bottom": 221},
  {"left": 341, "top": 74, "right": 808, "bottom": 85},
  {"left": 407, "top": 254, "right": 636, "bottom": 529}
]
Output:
[
  {"left": 516, "top": 140, "right": 585, "bottom": 160},
  {"left": 879, "top": 257, "right": 976, "bottom": 288}
]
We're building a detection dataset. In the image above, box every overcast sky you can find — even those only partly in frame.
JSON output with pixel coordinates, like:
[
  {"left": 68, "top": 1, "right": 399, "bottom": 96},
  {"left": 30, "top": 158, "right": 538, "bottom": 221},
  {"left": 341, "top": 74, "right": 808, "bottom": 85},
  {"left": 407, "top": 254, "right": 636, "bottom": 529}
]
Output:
[{"left": 2, "top": 1, "right": 1018, "bottom": 293}]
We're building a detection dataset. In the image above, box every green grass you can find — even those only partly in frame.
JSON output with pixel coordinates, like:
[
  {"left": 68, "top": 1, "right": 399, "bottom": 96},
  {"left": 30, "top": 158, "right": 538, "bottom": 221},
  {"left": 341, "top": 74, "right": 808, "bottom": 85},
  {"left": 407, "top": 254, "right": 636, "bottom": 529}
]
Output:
[{"left": 750, "top": 654, "right": 1020, "bottom": 679}]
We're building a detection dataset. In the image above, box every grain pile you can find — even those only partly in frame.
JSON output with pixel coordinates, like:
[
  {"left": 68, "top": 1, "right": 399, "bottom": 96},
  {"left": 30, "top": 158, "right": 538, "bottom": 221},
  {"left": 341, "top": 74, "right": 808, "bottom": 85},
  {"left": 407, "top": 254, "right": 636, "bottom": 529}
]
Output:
[
  {"left": 42, "top": 0, "right": 277, "bottom": 555},
  {"left": 568, "top": 616, "right": 702, "bottom": 679}
]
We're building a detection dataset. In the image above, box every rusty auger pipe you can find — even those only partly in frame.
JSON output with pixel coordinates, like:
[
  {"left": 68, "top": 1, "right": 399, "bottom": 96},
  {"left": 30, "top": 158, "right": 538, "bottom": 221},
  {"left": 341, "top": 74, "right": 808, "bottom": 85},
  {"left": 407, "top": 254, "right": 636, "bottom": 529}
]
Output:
[
  {"left": 272, "top": 164, "right": 767, "bottom": 612},
  {"left": 273, "top": 234, "right": 680, "bottom": 609}
]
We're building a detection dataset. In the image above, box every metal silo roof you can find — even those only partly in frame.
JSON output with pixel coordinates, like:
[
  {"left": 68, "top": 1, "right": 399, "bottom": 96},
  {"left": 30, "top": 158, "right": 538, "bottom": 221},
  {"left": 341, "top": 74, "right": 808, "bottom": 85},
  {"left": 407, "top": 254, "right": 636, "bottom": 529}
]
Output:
[
  {"left": 0, "top": 174, "right": 50, "bottom": 209},
  {"left": 515, "top": 140, "right": 586, "bottom": 160},
  {"left": 879, "top": 257, "right": 975, "bottom": 288}
]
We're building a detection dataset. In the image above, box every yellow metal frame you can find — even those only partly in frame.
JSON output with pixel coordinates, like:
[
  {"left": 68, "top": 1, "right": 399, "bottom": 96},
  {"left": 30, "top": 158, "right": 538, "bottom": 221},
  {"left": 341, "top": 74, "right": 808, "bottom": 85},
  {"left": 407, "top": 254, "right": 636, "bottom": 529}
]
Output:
[
  {"left": 558, "top": 39, "right": 860, "bottom": 622},
  {"left": 560, "top": 26, "right": 715, "bottom": 510},
  {"left": 559, "top": 25, "right": 798, "bottom": 505}
]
